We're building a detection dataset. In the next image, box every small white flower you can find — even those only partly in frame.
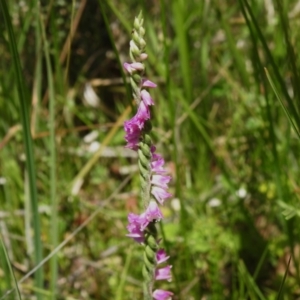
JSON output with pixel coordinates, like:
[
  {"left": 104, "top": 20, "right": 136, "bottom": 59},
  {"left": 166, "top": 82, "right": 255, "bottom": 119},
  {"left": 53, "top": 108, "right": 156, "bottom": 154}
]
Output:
[
  {"left": 171, "top": 198, "right": 181, "bottom": 211},
  {"left": 208, "top": 198, "right": 221, "bottom": 207},
  {"left": 0, "top": 177, "right": 7, "bottom": 185},
  {"left": 236, "top": 188, "right": 247, "bottom": 198}
]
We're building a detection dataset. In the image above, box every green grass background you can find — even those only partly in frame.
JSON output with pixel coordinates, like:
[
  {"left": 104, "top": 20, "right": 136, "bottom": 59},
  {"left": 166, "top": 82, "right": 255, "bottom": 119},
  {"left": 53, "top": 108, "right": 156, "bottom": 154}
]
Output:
[{"left": 1, "top": 0, "right": 300, "bottom": 299}]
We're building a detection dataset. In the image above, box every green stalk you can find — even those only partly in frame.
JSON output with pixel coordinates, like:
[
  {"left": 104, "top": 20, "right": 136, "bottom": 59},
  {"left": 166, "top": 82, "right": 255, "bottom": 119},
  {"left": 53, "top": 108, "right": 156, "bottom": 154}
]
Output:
[
  {"left": 172, "top": 0, "right": 192, "bottom": 102},
  {"left": 217, "top": 7, "right": 249, "bottom": 87},
  {"left": 99, "top": 0, "right": 131, "bottom": 103},
  {"left": 0, "top": 238, "right": 22, "bottom": 299},
  {"left": 265, "top": 69, "right": 300, "bottom": 139},
  {"left": 238, "top": 261, "right": 267, "bottom": 300},
  {"left": 115, "top": 246, "right": 133, "bottom": 300},
  {"left": 142, "top": 224, "right": 158, "bottom": 300},
  {"left": 274, "top": 0, "right": 300, "bottom": 109},
  {"left": 39, "top": 12, "right": 58, "bottom": 299},
  {"left": 0, "top": 0, "right": 44, "bottom": 295},
  {"left": 276, "top": 256, "right": 291, "bottom": 300},
  {"left": 138, "top": 131, "right": 152, "bottom": 210},
  {"left": 33, "top": 0, "right": 42, "bottom": 139}
]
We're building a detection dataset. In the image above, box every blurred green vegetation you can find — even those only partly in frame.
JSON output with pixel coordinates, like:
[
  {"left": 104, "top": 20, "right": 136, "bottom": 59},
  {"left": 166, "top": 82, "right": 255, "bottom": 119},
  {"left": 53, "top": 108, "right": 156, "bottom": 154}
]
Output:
[{"left": 1, "top": 0, "right": 300, "bottom": 299}]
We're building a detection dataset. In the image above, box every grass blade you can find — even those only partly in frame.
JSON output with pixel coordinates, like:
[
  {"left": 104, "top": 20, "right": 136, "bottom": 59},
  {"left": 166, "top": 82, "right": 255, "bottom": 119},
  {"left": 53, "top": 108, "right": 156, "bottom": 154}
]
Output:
[
  {"left": 99, "top": 0, "right": 131, "bottom": 103},
  {"left": 0, "top": 237, "right": 22, "bottom": 300},
  {"left": 265, "top": 68, "right": 300, "bottom": 139},
  {"left": 276, "top": 255, "right": 291, "bottom": 300},
  {"left": 241, "top": 0, "right": 300, "bottom": 128},
  {"left": 217, "top": 7, "right": 249, "bottom": 87},
  {"left": 115, "top": 245, "right": 133, "bottom": 300},
  {"left": 274, "top": 0, "right": 300, "bottom": 108},
  {"left": 238, "top": 260, "right": 267, "bottom": 300},
  {"left": 172, "top": 0, "right": 192, "bottom": 102},
  {"left": 0, "top": 0, "right": 44, "bottom": 296},
  {"left": 39, "top": 10, "right": 58, "bottom": 299}
]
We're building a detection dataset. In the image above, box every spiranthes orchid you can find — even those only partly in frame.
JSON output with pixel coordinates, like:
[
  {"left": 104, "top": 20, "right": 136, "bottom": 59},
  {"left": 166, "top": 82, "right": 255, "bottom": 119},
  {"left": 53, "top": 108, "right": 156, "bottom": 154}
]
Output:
[{"left": 123, "top": 11, "right": 173, "bottom": 300}]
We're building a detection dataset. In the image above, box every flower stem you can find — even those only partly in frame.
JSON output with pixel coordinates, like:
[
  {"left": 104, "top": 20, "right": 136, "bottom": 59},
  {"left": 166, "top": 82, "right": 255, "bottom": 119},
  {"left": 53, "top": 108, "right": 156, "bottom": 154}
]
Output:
[
  {"left": 138, "top": 121, "right": 152, "bottom": 209},
  {"left": 142, "top": 222, "right": 158, "bottom": 299}
]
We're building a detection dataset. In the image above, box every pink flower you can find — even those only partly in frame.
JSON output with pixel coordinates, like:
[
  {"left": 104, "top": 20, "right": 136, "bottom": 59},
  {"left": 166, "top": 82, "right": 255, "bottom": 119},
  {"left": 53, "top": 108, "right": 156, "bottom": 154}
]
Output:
[
  {"left": 151, "top": 154, "right": 167, "bottom": 174},
  {"left": 142, "top": 79, "right": 157, "bottom": 88},
  {"left": 149, "top": 147, "right": 172, "bottom": 204},
  {"left": 151, "top": 174, "right": 171, "bottom": 189},
  {"left": 153, "top": 289, "right": 173, "bottom": 300},
  {"left": 124, "top": 101, "right": 150, "bottom": 149},
  {"left": 123, "top": 62, "right": 144, "bottom": 74},
  {"left": 151, "top": 186, "right": 172, "bottom": 205},
  {"left": 126, "top": 213, "right": 144, "bottom": 243},
  {"left": 124, "top": 120, "right": 141, "bottom": 150},
  {"left": 156, "top": 249, "right": 170, "bottom": 264},
  {"left": 140, "top": 53, "right": 148, "bottom": 61},
  {"left": 126, "top": 202, "right": 163, "bottom": 243},
  {"left": 139, "top": 202, "right": 163, "bottom": 230},
  {"left": 155, "top": 265, "right": 172, "bottom": 281},
  {"left": 137, "top": 101, "right": 150, "bottom": 122},
  {"left": 141, "top": 89, "right": 154, "bottom": 106},
  {"left": 150, "top": 147, "right": 168, "bottom": 174}
]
